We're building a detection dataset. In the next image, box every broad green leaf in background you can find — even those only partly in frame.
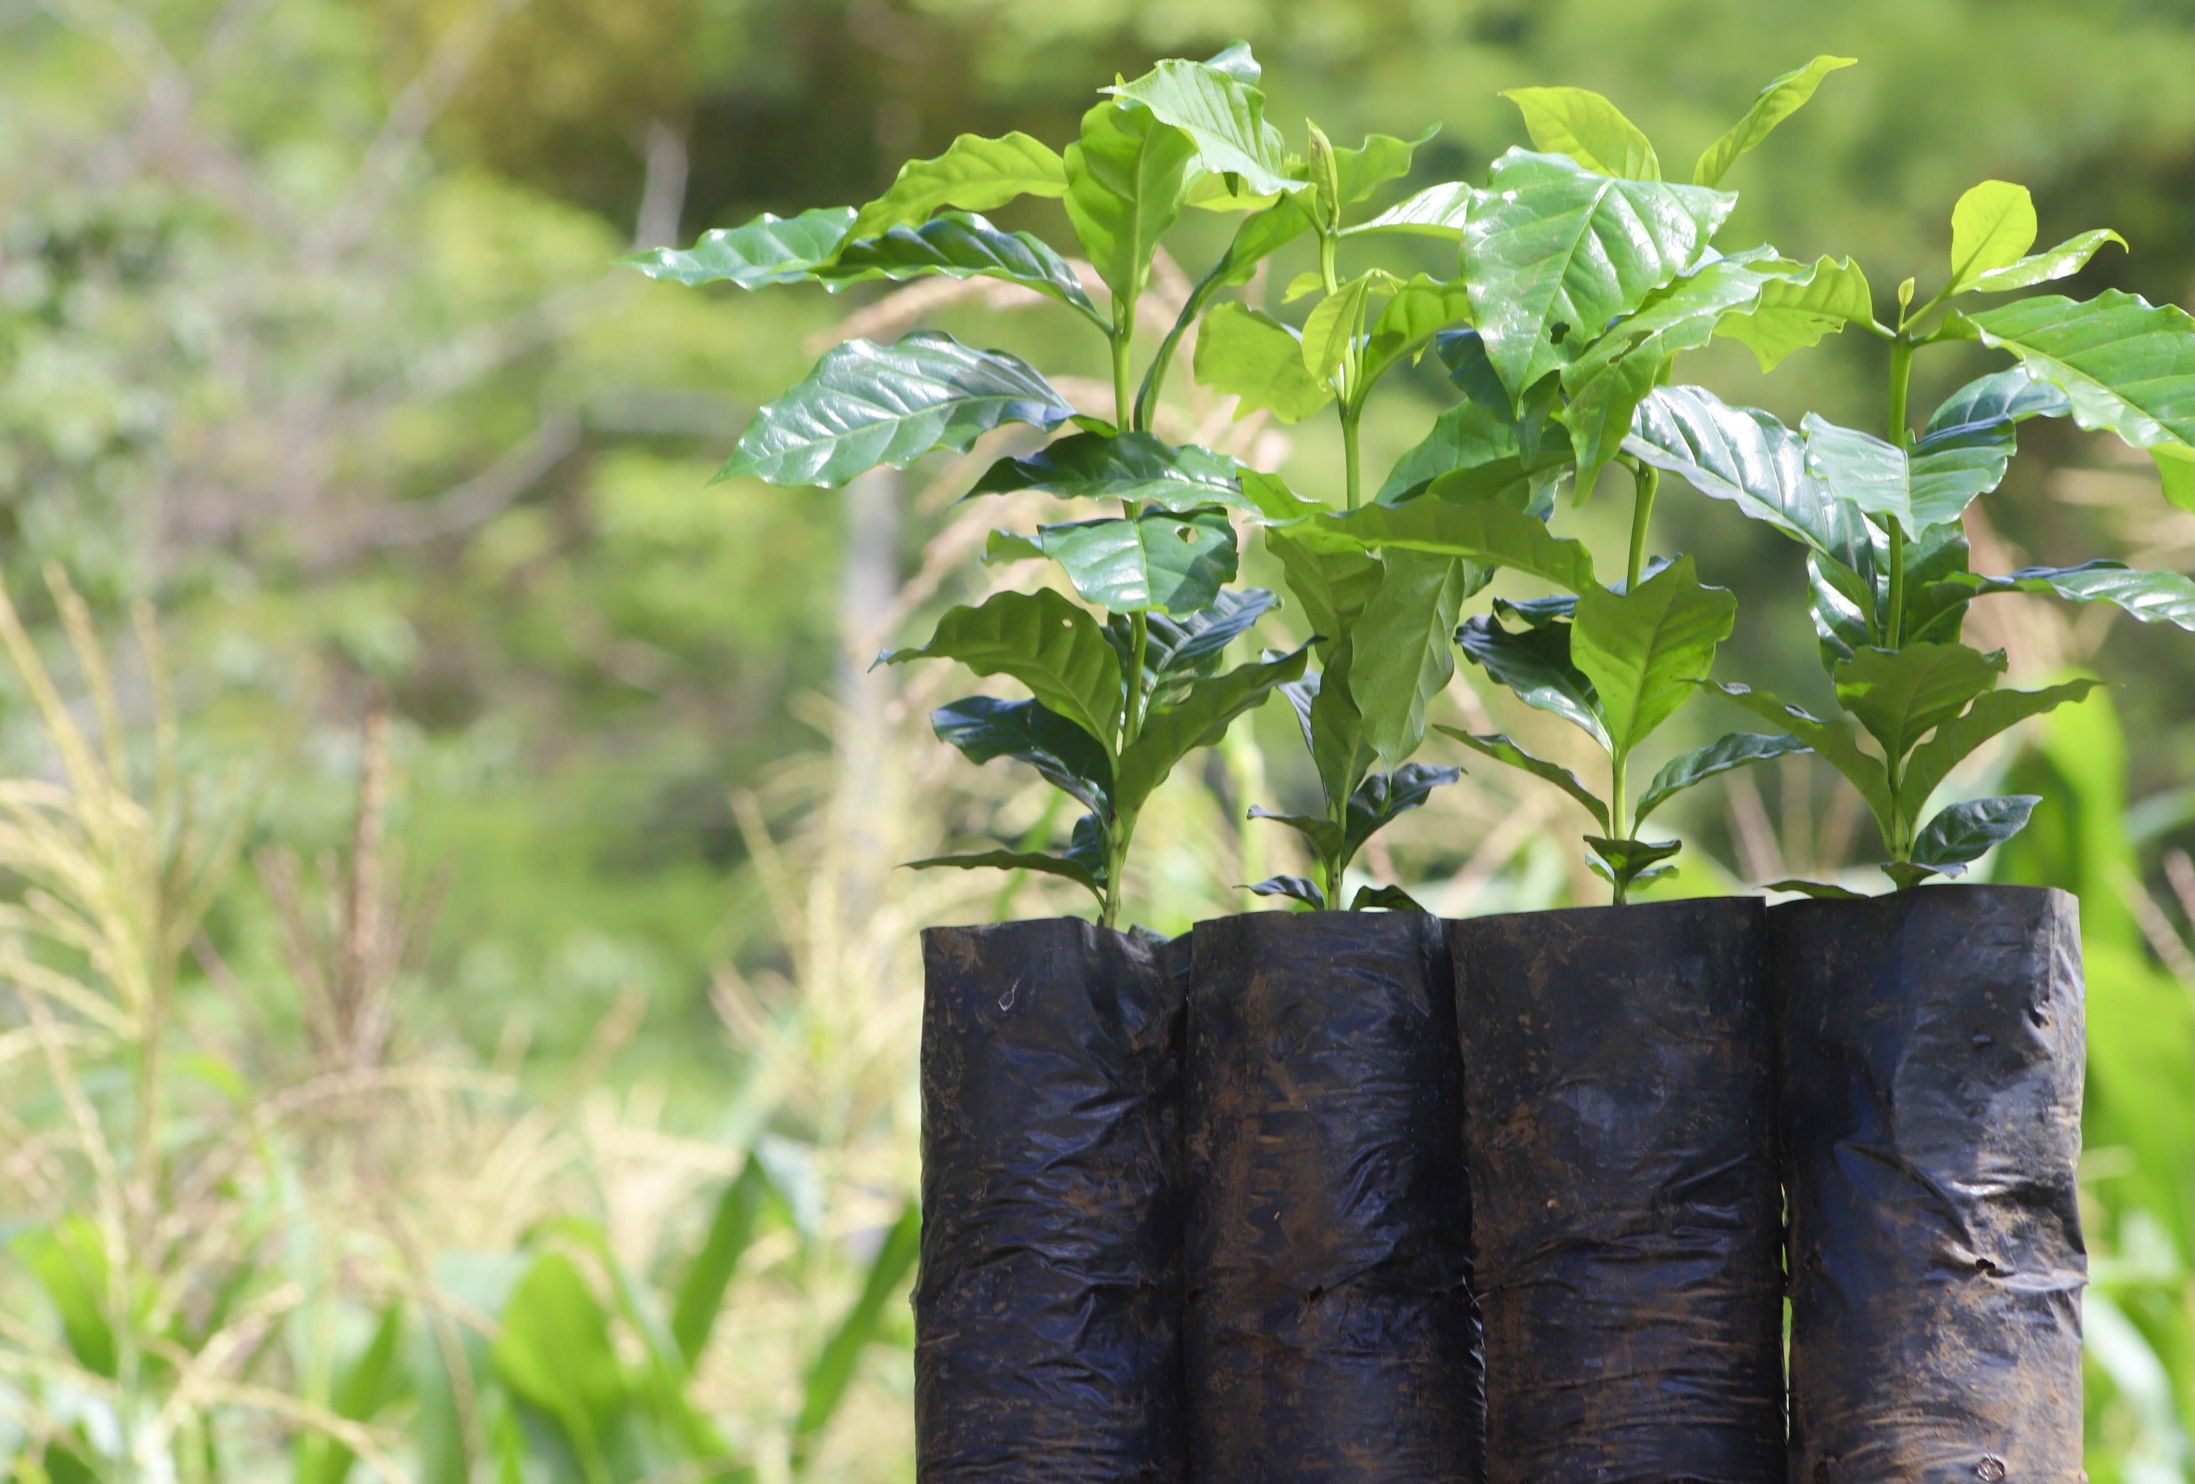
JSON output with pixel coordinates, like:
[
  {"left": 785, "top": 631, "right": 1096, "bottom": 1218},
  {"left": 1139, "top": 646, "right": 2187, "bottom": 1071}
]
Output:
[
  {"left": 722, "top": 332, "right": 1074, "bottom": 488},
  {"left": 1433, "top": 726, "right": 1610, "bottom": 830},
  {"left": 1633, "top": 731, "right": 1810, "bottom": 824},
  {"left": 1316, "top": 487, "right": 1599, "bottom": 593},
  {"left": 848, "top": 132, "right": 1067, "bottom": 240},
  {"left": 492, "top": 1252, "right": 627, "bottom": 1476},
  {"left": 1691, "top": 56, "right": 1857, "bottom": 187},
  {"left": 1965, "top": 228, "right": 2127, "bottom": 294},
  {"left": 1894, "top": 677, "right": 2101, "bottom": 821},
  {"left": 1104, "top": 57, "right": 1297, "bottom": 196},
  {"left": 1348, "top": 552, "right": 1471, "bottom": 766},
  {"left": 1114, "top": 644, "right": 1308, "bottom": 813},
  {"left": 671, "top": 1160, "right": 773, "bottom": 1365},
  {"left": 881, "top": 588, "right": 1122, "bottom": 745},
  {"left": 1500, "top": 87, "right": 1661, "bottom": 180},
  {"left": 1716, "top": 255, "right": 1874, "bottom": 371},
  {"left": 17, "top": 1217, "right": 117, "bottom": 1379},
  {"left": 969, "top": 432, "right": 1240, "bottom": 507},
  {"left": 1340, "top": 182, "right": 1473, "bottom": 240},
  {"left": 1800, "top": 412, "right": 2012, "bottom": 531},
  {"left": 1571, "top": 556, "right": 1736, "bottom": 759},
  {"left": 825, "top": 214, "right": 1103, "bottom": 324},
  {"left": 1952, "top": 291, "right": 2195, "bottom": 472},
  {"left": 297, "top": 1305, "right": 405, "bottom": 1484},
  {"left": 1064, "top": 99, "right": 1197, "bottom": 311},
  {"left": 1004, "top": 507, "right": 1239, "bottom": 615},
  {"left": 1455, "top": 609, "right": 1608, "bottom": 746},
  {"left": 790, "top": 1204, "right": 920, "bottom": 1473},
  {"left": 1624, "top": 387, "right": 1843, "bottom": 553},
  {"left": 1950, "top": 562, "right": 2195, "bottom": 630},
  {"left": 1907, "top": 793, "right": 2041, "bottom": 877},
  {"left": 929, "top": 696, "right": 1113, "bottom": 812},
  {"left": 1831, "top": 641, "right": 2005, "bottom": 764},
  {"left": 1946, "top": 181, "right": 2038, "bottom": 293},
  {"left": 1711, "top": 682, "right": 1895, "bottom": 835},
  {"left": 1462, "top": 149, "right": 1735, "bottom": 397},
  {"left": 1193, "top": 302, "right": 1334, "bottom": 422},
  {"left": 620, "top": 207, "right": 855, "bottom": 288}
]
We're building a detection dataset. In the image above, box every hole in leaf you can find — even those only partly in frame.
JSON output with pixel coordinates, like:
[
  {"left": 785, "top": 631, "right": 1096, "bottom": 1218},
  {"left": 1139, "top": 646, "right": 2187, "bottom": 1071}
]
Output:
[
  {"left": 1548, "top": 321, "right": 1571, "bottom": 345},
  {"left": 1177, "top": 526, "right": 1197, "bottom": 540}
]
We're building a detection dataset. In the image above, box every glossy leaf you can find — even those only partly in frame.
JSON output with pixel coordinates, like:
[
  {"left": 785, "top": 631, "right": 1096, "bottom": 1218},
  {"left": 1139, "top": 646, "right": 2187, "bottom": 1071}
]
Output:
[
  {"left": 883, "top": 589, "right": 1122, "bottom": 745},
  {"left": 1895, "top": 678, "right": 2101, "bottom": 821},
  {"left": 1633, "top": 730, "right": 1811, "bottom": 825},
  {"left": 1716, "top": 255, "right": 1874, "bottom": 371},
  {"left": 1331, "top": 127, "right": 1437, "bottom": 205},
  {"left": 1342, "top": 181, "right": 1473, "bottom": 240},
  {"left": 1965, "top": 229, "right": 2127, "bottom": 294},
  {"left": 827, "top": 213, "right": 1101, "bottom": 322},
  {"left": 1584, "top": 834, "right": 1683, "bottom": 891},
  {"left": 671, "top": 1160, "right": 773, "bottom": 1365},
  {"left": 1134, "top": 197, "right": 1315, "bottom": 425},
  {"left": 1692, "top": 56, "right": 1857, "bottom": 187},
  {"left": 969, "top": 431, "right": 1241, "bottom": 508},
  {"left": 1349, "top": 552, "right": 1471, "bottom": 767},
  {"left": 1625, "top": 385, "right": 1846, "bottom": 553},
  {"left": 1955, "top": 291, "right": 2195, "bottom": 460},
  {"left": 792, "top": 1204, "right": 921, "bottom": 1468},
  {"left": 1193, "top": 301, "right": 1335, "bottom": 422},
  {"left": 930, "top": 697, "right": 1114, "bottom": 813},
  {"left": 1345, "top": 763, "right": 1463, "bottom": 858},
  {"left": 1434, "top": 726, "right": 1609, "bottom": 831},
  {"left": 1832, "top": 641, "right": 2005, "bottom": 765},
  {"left": 1301, "top": 272, "right": 1379, "bottom": 382},
  {"left": 1947, "top": 181, "right": 2038, "bottom": 293},
  {"left": 1064, "top": 98, "right": 1198, "bottom": 309},
  {"left": 848, "top": 132, "right": 1067, "bottom": 240},
  {"left": 621, "top": 206, "right": 854, "bottom": 288},
  {"left": 1462, "top": 148, "right": 1735, "bottom": 398},
  {"left": 1106, "top": 58, "right": 1297, "bottom": 196},
  {"left": 1247, "top": 875, "right": 1326, "bottom": 908},
  {"left": 1311, "top": 488, "right": 1599, "bottom": 594},
  {"left": 1953, "top": 561, "right": 2195, "bottom": 630},
  {"left": 2154, "top": 443, "right": 2194, "bottom": 511},
  {"left": 1801, "top": 412, "right": 2011, "bottom": 531},
  {"left": 1304, "top": 639, "right": 1375, "bottom": 813},
  {"left": 1908, "top": 794, "right": 2041, "bottom": 876},
  {"left": 1362, "top": 275, "right": 1476, "bottom": 385},
  {"left": 1019, "top": 507, "right": 1239, "bottom": 615},
  {"left": 1922, "top": 367, "right": 2071, "bottom": 442},
  {"left": 1135, "top": 587, "right": 1281, "bottom": 680},
  {"left": 1115, "top": 645, "right": 1309, "bottom": 814},
  {"left": 1266, "top": 530, "right": 1384, "bottom": 645},
  {"left": 1571, "top": 555, "right": 1737, "bottom": 759},
  {"left": 724, "top": 332, "right": 1074, "bottom": 488},
  {"left": 1710, "top": 681, "right": 1895, "bottom": 836},
  {"left": 1455, "top": 611, "right": 1607, "bottom": 746},
  {"left": 1501, "top": 87, "right": 1660, "bottom": 180},
  {"left": 1350, "top": 883, "right": 1431, "bottom": 911}
]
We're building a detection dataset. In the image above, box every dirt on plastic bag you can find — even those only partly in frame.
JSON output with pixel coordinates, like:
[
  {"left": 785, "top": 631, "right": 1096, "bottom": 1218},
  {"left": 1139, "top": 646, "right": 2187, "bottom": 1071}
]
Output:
[
  {"left": 915, "top": 918, "right": 1188, "bottom": 1483},
  {"left": 1772, "top": 886, "right": 2086, "bottom": 1484},
  {"left": 1186, "top": 910, "right": 1483, "bottom": 1484},
  {"left": 1451, "top": 898, "right": 1783, "bottom": 1484}
]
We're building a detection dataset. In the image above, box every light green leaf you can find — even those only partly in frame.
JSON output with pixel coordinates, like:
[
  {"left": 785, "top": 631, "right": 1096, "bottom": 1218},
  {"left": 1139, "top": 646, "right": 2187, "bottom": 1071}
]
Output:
[
  {"left": 1340, "top": 182, "right": 1472, "bottom": 240},
  {"left": 1017, "top": 507, "right": 1239, "bottom": 615},
  {"left": 791, "top": 1205, "right": 921, "bottom": 1469},
  {"left": 1362, "top": 275, "right": 1476, "bottom": 386},
  {"left": 1571, "top": 555, "right": 1737, "bottom": 758},
  {"left": 1954, "top": 562, "right": 2195, "bottom": 631},
  {"left": 492, "top": 1252, "right": 627, "bottom": 1459},
  {"left": 1331, "top": 127, "right": 1437, "bottom": 205},
  {"left": 723, "top": 332, "right": 1074, "bottom": 488},
  {"left": 1633, "top": 731, "right": 1810, "bottom": 825},
  {"left": 1311, "top": 487, "right": 1599, "bottom": 594},
  {"left": 1965, "top": 229, "right": 2127, "bottom": 294},
  {"left": 1349, "top": 552, "right": 1470, "bottom": 767},
  {"left": 1716, "top": 255, "right": 1874, "bottom": 371},
  {"left": 1501, "top": 87, "right": 1660, "bottom": 180},
  {"left": 1377, "top": 402, "right": 1527, "bottom": 506},
  {"left": 1238, "top": 468, "right": 1329, "bottom": 524},
  {"left": 1433, "top": 726, "right": 1609, "bottom": 830},
  {"left": 1115, "top": 645, "right": 1309, "bottom": 813},
  {"left": 1455, "top": 609, "right": 1608, "bottom": 747},
  {"left": 2154, "top": 443, "right": 2193, "bottom": 511},
  {"left": 1895, "top": 678, "right": 2101, "bottom": 820},
  {"left": 848, "top": 132, "right": 1067, "bottom": 241},
  {"left": 671, "top": 1161, "right": 772, "bottom": 1365},
  {"left": 824, "top": 213, "right": 1102, "bottom": 323},
  {"left": 1064, "top": 99, "right": 1197, "bottom": 310},
  {"left": 1462, "top": 149, "right": 1735, "bottom": 397},
  {"left": 621, "top": 207, "right": 854, "bottom": 288},
  {"left": 968, "top": 431, "right": 1240, "bottom": 508},
  {"left": 1626, "top": 385, "right": 1845, "bottom": 554},
  {"left": 1104, "top": 58, "right": 1298, "bottom": 197},
  {"left": 1909, "top": 794, "right": 2040, "bottom": 876},
  {"left": 882, "top": 589, "right": 1122, "bottom": 746},
  {"left": 1709, "top": 682, "right": 1894, "bottom": 838},
  {"left": 1948, "top": 181, "right": 2038, "bottom": 293},
  {"left": 18, "top": 1218, "right": 116, "bottom": 1379},
  {"left": 1301, "top": 272, "right": 1379, "bottom": 382},
  {"left": 1193, "top": 301, "right": 1334, "bottom": 422},
  {"left": 1692, "top": 56, "right": 1857, "bottom": 187},
  {"left": 1832, "top": 640, "right": 2005, "bottom": 765},
  {"left": 297, "top": 1305, "right": 406, "bottom": 1484},
  {"left": 1954, "top": 290, "right": 2195, "bottom": 461}
]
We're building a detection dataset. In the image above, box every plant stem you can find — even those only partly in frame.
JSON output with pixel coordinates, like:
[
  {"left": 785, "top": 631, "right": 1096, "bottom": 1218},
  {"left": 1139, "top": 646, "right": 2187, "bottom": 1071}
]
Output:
[
  {"left": 1882, "top": 336, "right": 1916, "bottom": 648},
  {"left": 1625, "top": 464, "right": 1659, "bottom": 592},
  {"left": 1341, "top": 403, "right": 1363, "bottom": 510},
  {"left": 1111, "top": 325, "right": 1135, "bottom": 434}
]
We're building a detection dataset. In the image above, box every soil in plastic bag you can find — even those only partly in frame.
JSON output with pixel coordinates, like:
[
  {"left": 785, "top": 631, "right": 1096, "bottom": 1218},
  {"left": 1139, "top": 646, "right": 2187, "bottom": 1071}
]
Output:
[
  {"left": 1772, "top": 886, "right": 2085, "bottom": 1484},
  {"left": 916, "top": 919, "right": 1188, "bottom": 1483},
  {"left": 1186, "top": 910, "right": 1482, "bottom": 1484},
  {"left": 1451, "top": 898, "right": 1783, "bottom": 1484}
]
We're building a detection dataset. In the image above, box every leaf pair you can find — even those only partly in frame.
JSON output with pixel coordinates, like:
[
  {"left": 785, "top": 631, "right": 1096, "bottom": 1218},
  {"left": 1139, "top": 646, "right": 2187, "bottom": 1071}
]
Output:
[{"left": 1247, "top": 760, "right": 1458, "bottom": 910}]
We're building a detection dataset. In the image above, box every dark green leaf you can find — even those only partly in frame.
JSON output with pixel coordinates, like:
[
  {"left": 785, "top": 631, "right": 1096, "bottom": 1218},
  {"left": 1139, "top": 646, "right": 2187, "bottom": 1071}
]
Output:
[
  {"left": 1341, "top": 182, "right": 1473, "bottom": 240},
  {"left": 1247, "top": 875, "right": 1326, "bottom": 908},
  {"left": 825, "top": 213, "right": 1101, "bottom": 322},
  {"left": 621, "top": 207, "right": 855, "bottom": 288},
  {"left": 1349, "top": 552, "right": 1472, "bottom": 767},
  {"left": 1966, "top": 230, "right": 2127, "bottom": 294},
  {"left": 1953, "top": 290, "right": 2194, "bottom": 459},
  {"left": 1308, "top": 489, "right": 1599, "bottom": 594},
  {"left": 1017, "top": 507, "right": 1238, "bottom": 615},
  {"left": 904, "top": 846, "right": 1104, "bottom": 900},
  {"left": 1246, "top": 806, "right": 1345, "bottom": 860},
  {"left": 1129, "top": 587, "right": 1280, "bottom": 684},
  {"left": 1801, "top": 412, "right": 2011, "bottom": 531},
  {"left": 1692, "top": 56, "right": 1857, "bottom": 187},
  {"left": 1895, "top": 678, "right": 2102, "bottom": 821},
  {"left": 1064, "top": 98, "right": 1198, "bottom": 310},
  {"left": 1947, "top": 181, "right": 2038, "bottom": 293},
  {"left": 1349, "top": 883, "right": 1430, "bottom": 912},
  {"left": 1344, "top": 763, "right": 1462, "bottom": 859},
  {"left": 1764, "top": 878, "right": 1871, "bottom": 900},
  {"left": 1831, "top": 641, "right": 2006, "bottom": 764},
  {"left": 1376, "top": 403, "right": 1521, "bottom": 506},
  {"left": 1952, "top": 562, "right": 2195, "bottom": 630},
  {"left": 969, "top": 431, "right": 1241, "bottom": 508},
  {"left": 848, "top": 133, "right": 1068, "bottom": 240},
  {"left": 724, "top": 332, "right": 1074, "bottom": 488},
  {"left": 1716, "top": 255, "right": 1874, "bottom": 371},
  {"left": 1572, "top": 555, "right": 1736, "bottom": 759},
  {"left": 1624, "top": 385, "right": 1846, "bottom": 553},
  {"left": 1192, "top": 301, "right": 1335, "bottom": 422},
  {"left": 1116, "top": 645, "right": 1309, "bottom": 814},
  {"left": 1455, "top": 611, "right": 1607, "bottom": 746},
  {"left": 1462, "top": 149, "right": 1735, "bottom": 398},
  {"left": 1584, "top": 834, "right": 1683, "bottom": 891},
  {"left": 1908, "top": 794, "right": 2041, "bottom": 876},
  {"left": 1105, "top": 58, "right": 1297, "bottom": 196},
  {"left": 1922, "top": 367, "right": 2071, "bottom": 442},
  {"left": 1304, "top": 642, "right": 1375, "bottom": 814},
  {"left": 1500, "top": 87, "right": 1660, "bottom": 179},
  {"left": 930, "top": 697, "right": 1113, "bottom": 813},
  {"left": 1709, "top": 682, "right": 1895, "bottom": 839},
  {"left": 884, "top": 589, "right": 1122, "bottom": 746},
  {"left": 1633, "top": 731, "right": 1811, "bottom": 825},
  {"left": 792, "top": 1205, "right": 921, "bottom": 1468},
  {"left": 671, "top": 1160, "right": 772, "bottom": 1365},
  {"left": 1433, "top": 726, "right": 1609, "bottom": 831},
  {"left": 1265, "top": 531, "right": 1381, "bottom": 651}
]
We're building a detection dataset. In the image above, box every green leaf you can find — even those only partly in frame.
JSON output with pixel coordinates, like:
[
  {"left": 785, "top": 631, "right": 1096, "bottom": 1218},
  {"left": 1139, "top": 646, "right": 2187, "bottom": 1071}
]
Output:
[
  {"left": 725, "top": 332, "right": 1074, "bottom": 488},
  {"left": 1064, "top": 98, "right": 1198, "bottom": 310},
  {"left": 1362, "top": 275, "right": 1476, "bottom": 386},
  {"left": 1017, "top": 507, "right": 1239, "bottom": 615},
  {"left": 1340, "top": 182, "right": 1472, "bottom": 240},
  {"left": 1692, "top": 56, "right": 1857, "bottom": 187},
  {"left": 1349, "top": 552, "right": 1471, "bottom": 766},
  {"left": 1633, "top": 731, "right": 1811, "bottom": 825},
  {"left": 493, "top": 1252, "right": 627, "bottom": 1465},
  {"left": 1571, "top": 555, "right": 1736, "bottom": 759},
  {"left": 791, "top": 1204, "right": 921, "bottom": 1470},
  {"left": 1193, "top": 302, "right": 1335, "bottom": 422},
  {"left": 1908, "top": 794, "right": 2041, "bottom": 877},
  {"left": 1455, "top": 611, "right": 1608, "bottom": 746},
  {"left": 825, "top": 213, "right": 1101, "bottom": 323},
  {"left": 1625, "top": 385, "right": 1848, "bottom": 554},
  {"left": 1434, "top": 726, "right": 1609, "bottom": 831},
  {"left": 2152, "top": 443, "right": 2193, "bottom": 511},
  {"left": 1246, "top": 875, "right": 1326, "bottom": 908},
  {"left": 1300, "top": 272, "right": 1380, "bottom": 383},
  {"left": 1832, "top": 641, "right": 2006, "bottom": 765},
  {"left": 1237, "top": 468, "right": 1329, "bottom": 524},
  {"left": 1104, "top": 58, "right": 1297, "bottom": 197},
  {"left": 671, "top": 1160, "right": 772, "bottom": 1365},
  {"left": 848, "top": 132, "right": 1067, "bottom": 241},
  {"left": 1462, "top": 149, "right": 1735, "bottom": 398},
  {"left": 1266, "top": 530, "right": 1383, "bottom": 645},
  {"left": 1303, "top": 643, "right": 1374, "bottom": 812},
  {"left": 930, "top": 697, "right": 1114, "bottom": 813},
  {"left": 1378, "top": 331, "right": 1573, "bottom": 504},
  {"left": 1709, "top": 681, "right": 1895, "bottom": 839},
  {"left": 1331, "top": 127, "right": 1437, "bottom": 205},
  {"left": 906, "top": 847, "right": 1104, "bottom": 900},
  {"left": 1801, "top": 412, "right": 2011, "bottom": 531},
  {"left": 1716, "top": 255, "right": 1874, "bottom": 371},
  {"left": 1965, "top": 229, "right": 2127, "bottom": 294},
  {"left": 1311, "top": 489, "right": 1599, "bottom": 594},
  {"left": 1350, "top": 883, "right": 1431, "bottom": 912},
  {"left": 1115, "top": 645, "right": 1309, "bottom": 814},
  {"left": 883, "top": 589, "right": 1122, "bottom": 746},
  {"left": 1922, "top": 367, "right": 2072, "bottom": 442},
  {"left": 1133, "top": 587, "right": 1280, "bottom": 680},
  {"left": 969, "top": 431, "right": 1241, "bottom": 508},
  {"left": 1344, "top": 762, "right": 1462, "bottom": 859},
  {"left": 1947, "top": 181, "right": 2038, "bottom": 293},
  {"left": 1954, "top": 290, "right": 2195, "bottom": 459},
  {"left": 620, "top": 207, "right": 855, "bottom": 288},
  {"left": 1953, "top": 561, "right": 2195, "bottom": 630},
  {"left": 1377, "top": 401, "right": 1525, "bottom": 506},
  {"left": 1895, "top": 678, "right": 2102, "bottom": 822},
  {"left": 1584, "top": 834, "right": 1683, "bottom": 892},
  {"left": 18, "top": 1218, "right": 117, "bottom": 1378},
  {"left": 298, "top": 1305, "right": 405, "bottom": 1484},
  {"left": 1765, "top": 878, "right": 1870, "bottom": 900},
  {"left": 1501, "top": 87, "right": 1660, "bottom": 180},
  {"left": 1248, "top": 804, "right": 1346, "bottom": 860}
]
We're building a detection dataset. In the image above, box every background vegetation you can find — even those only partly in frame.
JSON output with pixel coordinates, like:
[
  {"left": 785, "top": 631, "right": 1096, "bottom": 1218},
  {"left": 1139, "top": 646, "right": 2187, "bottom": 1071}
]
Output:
[{"left": 1, "top": 0, "right": 2188, "bottom": 1477}]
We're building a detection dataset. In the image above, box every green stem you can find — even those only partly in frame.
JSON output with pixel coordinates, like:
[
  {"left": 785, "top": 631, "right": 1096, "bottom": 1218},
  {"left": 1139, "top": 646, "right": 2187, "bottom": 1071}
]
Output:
[
  {"left": 1111, "top": 326, "right": 1135, "bottom": 434},
  {"left": 1340, "top": 403, "right": 1363, "bottom": 510},
  {"left": 1883, "top": 336, "right": 1916, "bottom": 648},
  {"left": 1625, "top": 464, "right": 1659, "bottom": 592},
  {"left": 1319, "top": 231, "right": 1339, "bottom": 296}
]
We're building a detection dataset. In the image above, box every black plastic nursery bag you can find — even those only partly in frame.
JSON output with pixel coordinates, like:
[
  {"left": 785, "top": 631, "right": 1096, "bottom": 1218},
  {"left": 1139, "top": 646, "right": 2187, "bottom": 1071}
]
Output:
[
  {"left": 1186, "top": 910, "right": 1483, "bottom": 1484},
  {"left": 1450, "top": 898, "right": 1783, "bottom": 1484},
  {"left": 1773, "top": 886, "right": 2085, "bottom": 1483},
  {"left": 915, "top": 919, "right": 1188, "bottom": 1483}
]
